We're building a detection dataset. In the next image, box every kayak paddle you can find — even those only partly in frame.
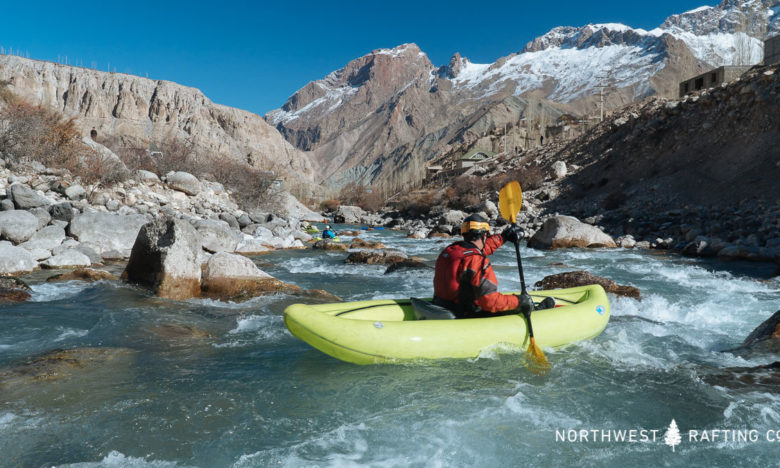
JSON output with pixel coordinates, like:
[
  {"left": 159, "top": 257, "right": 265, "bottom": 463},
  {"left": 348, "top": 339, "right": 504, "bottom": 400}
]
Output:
[{"left": 498, "top": 181, "right": 549, "bottom": 373}]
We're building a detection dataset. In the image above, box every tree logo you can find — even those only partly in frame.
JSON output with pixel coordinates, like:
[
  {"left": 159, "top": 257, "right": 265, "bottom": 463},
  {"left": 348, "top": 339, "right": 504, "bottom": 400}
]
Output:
[{"left": 664, "top": 419, "right": 682, "bottom": 452}]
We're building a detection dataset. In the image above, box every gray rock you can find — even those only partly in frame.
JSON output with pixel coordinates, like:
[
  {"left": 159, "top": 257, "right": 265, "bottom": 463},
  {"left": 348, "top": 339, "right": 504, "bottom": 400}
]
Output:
[
  {"left": 219, "top": 213, "right": 240, "bottom": 230},
  {"left": 0, "top": 242, "right": 37, "bottom": 274},
  {"left": 248, "top": 211, "right": 271, "bottom": 223},
  {"left": 193, "top": 219, "right": 239, "bottom": 253},
  {"left": 0, "top": 199, "right": 14, "bottom": 211},
  {"left": 8, "top": 184, "right": 51, "bottom": 209},
  {"left": 439, "top": 210, "right": 467, "bottom": 226},
  {"left": 122, "top": 216, "right": 203, "bottom": 300},
  {"left": 528, "top": 215, "right": 617, "bottom": 250},
  {"left": 20, "top": 225, "right": 66, "bottom": 251},
  {"left": 237, "top": 213, "right": 252, "bottom": 228},
  {"left": 65, "top": 185, "right": 86, "bottom": 200},
  {"left": 105, "top": 199, "right": 121, "bottom": 212},
  {"left": 165, "top": 171, "right": 201, "bottom": 196},
  {"left": 0, "top": 210, "right": 40, "bottom": 243},
  {"left": 42, "top": 249, "right": 92, "bottom": 269},
  {"left": 29, "top": 207, "right": 51, "bottom": 230},
  {"left": 333, "top": 205, "right": 366, "bottom": 224},
  {"left": 49, "top": 202, "right": 74, "bottom": 222},
  {"left": 135, "top": 170, "right": 160, "bottom": 184},
  {"left": 69, "top": 212, "right": 150, "bottom": 255},
  {"left": 552, "top": 161, "right": 567, "bottom": 179}
]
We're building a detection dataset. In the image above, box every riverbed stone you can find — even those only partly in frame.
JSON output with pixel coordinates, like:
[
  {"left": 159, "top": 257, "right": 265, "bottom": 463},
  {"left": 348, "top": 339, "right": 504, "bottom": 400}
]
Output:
[
  {"left": 312, "top": 240, "right": 348, "bottom": 251},
  {"left": 7, "top": 183, "right": 51, "bottom": 209},
  {"left": 122, "top": 216, "right": 203, "bottom": 300},
  {"left": 528, "top": 215, "right": 617, "bottom": 249},
  {"left": 384, "top": 258, "right": 431, "bottom": 274},
  {"left": 69, "top": 212, "right": 150, "bottom": 256},
  {"left": 0, "top": 210, "right": 39, "bottom": 243},
  {"left": 350, "top": 238, "right": 387, "bottom": 250},
  {"left": 0, "top": 277, "right": 31, "bottom": 304},
  {"left": 193, "top": 219, "right": 239, "bottom": 253},
  {"left": 48, "top": 202, "right": 74, "bottom": 222},
  {"left": 345, "top": 250, "right": 407, "bottom": 265},
  {"left": 46, "top": 268, "right": 119, "bottom": 283},
  {"left": 333, "top": 205, "right": 365, "bottom": 224},
  {"left": 742, "top": 310, "right": 780, "bottom": 347},
  {"left": 165, "top": 171, "right": 201, "bottom": 196},
  {"left": 0, "top": 242, "right": 37, "bottom": 274},
  {"left": 201, "top": 252, "right": 300, "bottom": 301},
  {"left": 534, "top": 270, "right": 640, "bottom": 299},
  {"left": 20, "top": 225, "right": 66, "bottom": 251},
  {"left": 41, "top": 249, "right": 92, "bottom": 269},
  {"left": 0, "top": 347, "right": 135, "bottom": 387}
]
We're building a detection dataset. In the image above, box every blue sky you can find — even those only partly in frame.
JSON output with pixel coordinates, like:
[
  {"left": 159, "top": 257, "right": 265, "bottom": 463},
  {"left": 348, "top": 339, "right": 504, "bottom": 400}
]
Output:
[{"left": 1, "top": 0, "right": 714, "bottom": 115}]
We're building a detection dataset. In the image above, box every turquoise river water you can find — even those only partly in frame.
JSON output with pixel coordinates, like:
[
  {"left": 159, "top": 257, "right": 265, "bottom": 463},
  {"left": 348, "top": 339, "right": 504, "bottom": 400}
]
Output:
[{"left": 1, "top": 226, "right": 779, "bottom": 467}]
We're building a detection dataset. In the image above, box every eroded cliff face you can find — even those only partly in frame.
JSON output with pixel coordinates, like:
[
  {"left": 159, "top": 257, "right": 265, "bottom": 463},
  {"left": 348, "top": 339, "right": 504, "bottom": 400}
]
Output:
[{"left": 0, "top": 55, "right": 316, "bottom": 183}]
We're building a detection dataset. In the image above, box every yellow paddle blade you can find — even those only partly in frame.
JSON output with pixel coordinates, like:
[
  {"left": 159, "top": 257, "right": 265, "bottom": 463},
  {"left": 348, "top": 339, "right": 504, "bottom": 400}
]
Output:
[
  {"left": 526, "top": 338, "right": 550, "bottom": 375},
  {"left": 498, "top": 181, "right": 523, "bottom": 224}
]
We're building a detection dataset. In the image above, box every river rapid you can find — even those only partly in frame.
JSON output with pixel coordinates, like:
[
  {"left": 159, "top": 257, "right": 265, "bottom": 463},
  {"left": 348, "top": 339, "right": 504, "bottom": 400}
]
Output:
[{"left": 1, "top": 226, "right": 779, "bottom": 467}]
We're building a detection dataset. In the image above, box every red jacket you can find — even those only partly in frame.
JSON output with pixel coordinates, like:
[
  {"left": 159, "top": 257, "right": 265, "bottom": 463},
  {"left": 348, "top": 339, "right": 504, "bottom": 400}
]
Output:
[{"left": 433, "top": 234, "right": 519, "bottom": 315}]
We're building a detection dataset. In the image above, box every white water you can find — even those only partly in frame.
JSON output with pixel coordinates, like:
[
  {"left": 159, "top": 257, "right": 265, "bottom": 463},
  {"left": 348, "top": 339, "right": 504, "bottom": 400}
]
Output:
[{"left": 1, "top": 228, "right": 778, "bottom": 466}]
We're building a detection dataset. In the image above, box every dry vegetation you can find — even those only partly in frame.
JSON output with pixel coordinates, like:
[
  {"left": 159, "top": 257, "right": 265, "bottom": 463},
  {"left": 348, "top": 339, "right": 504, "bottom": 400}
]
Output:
[
  {"left": 0, "top": 84, "right": 127, "bottom": 186},
  {"left": 102, "top": 136, "right": 277, "bottom": 210},
  {"left": 337, "top": 182, "right": 385, "bottom": 212}
]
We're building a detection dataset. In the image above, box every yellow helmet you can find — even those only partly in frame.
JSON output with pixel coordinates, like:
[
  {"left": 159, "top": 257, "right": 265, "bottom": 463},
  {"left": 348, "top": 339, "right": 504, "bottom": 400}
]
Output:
[{"left": 461, "top": 214, "right": 490, "bottom": 235}]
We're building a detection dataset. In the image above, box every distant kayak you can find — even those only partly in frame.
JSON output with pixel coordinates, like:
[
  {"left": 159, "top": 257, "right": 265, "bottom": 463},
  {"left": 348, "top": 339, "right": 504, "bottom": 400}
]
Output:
[
  {"left": 284, "top": 284, "right": 610, "bottom": 365},
  {"left": 305, "top": 227, "right": 320, "bottom": 234}
]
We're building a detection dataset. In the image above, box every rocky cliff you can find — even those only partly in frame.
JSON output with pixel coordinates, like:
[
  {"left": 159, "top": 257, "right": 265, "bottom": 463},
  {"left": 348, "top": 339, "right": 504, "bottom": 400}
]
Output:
[
  {"left": 267, "top": 0, "right": 779, "bottom": 190},
  {"left": 0, "top": 55, "right": 316, "bottom": 186}
]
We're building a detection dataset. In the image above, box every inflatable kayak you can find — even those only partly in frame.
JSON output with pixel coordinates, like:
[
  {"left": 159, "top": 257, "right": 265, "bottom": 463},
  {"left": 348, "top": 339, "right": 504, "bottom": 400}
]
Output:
[
  {"left": 305, "top": 228, "right": 320, "bottom": 234},
  {"left": 284, "top": 284, "right": 610, "bottom": 365}
]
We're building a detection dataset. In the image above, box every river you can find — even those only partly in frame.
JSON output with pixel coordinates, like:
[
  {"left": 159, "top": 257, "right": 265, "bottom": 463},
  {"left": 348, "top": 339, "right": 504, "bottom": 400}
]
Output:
[{"left": 1, "top": 226, "right": 779, "bottom": 466}]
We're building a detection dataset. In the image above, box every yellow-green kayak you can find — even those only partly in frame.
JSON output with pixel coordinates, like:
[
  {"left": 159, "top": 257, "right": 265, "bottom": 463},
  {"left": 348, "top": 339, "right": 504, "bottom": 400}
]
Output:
[{"left": 283, "top": 284, "right": 610, "bottom": 365}]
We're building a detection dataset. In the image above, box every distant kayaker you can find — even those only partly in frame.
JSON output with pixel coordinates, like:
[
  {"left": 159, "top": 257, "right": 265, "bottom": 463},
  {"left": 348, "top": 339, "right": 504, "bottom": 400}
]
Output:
[
  {"left": 322, "top": 225, "right": 336, "bottom": 239},
  {"left": 433, "top": 213, "right": 531, "bottom": 318}
]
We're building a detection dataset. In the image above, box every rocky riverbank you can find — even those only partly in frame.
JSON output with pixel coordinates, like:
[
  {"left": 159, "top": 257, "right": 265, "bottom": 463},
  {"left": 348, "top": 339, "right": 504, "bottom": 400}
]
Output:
[
  {"left": 0, "top": 158, "right": 323, "bottom": 278},
  {"left": 323, "top": 193, "right": 780, "bottom": 277}
]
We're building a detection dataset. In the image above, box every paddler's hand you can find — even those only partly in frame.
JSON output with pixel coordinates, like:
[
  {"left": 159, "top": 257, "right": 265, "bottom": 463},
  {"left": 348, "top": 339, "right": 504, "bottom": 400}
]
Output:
[
  {"left": 502, "top": 225, "right": 525, "bottom": 244},
  {"left": 515, "top": 293, "right": 534, "bottom": 314}
]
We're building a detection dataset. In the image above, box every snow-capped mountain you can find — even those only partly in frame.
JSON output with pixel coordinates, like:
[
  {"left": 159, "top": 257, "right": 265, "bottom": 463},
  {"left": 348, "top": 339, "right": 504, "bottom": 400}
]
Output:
[{"left": 266, "top": 0, "right": 779, "bottom": 189}]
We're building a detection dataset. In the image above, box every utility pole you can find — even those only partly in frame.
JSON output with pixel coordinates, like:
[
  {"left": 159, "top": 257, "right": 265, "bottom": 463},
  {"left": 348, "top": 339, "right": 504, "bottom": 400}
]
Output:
[{"left": 595, "top": 76, "right": 609, "bottom": 122}]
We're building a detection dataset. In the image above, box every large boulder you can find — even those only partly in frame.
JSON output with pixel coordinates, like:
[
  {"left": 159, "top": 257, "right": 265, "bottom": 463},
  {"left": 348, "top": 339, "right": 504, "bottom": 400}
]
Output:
[
  {"left": 69, "top": 212, "right": 150, "bottom": 256},
  {"left": 122, "top": 216, "right": 203, "bottom": 300},
  {"left": 193, "top": 219, "right": 239, "bottom": 253},
  {"left": 333, "top": 205, "right": 365, "bottom": 224},
  {"left": 0, "top": 277, "right": 31, "bottom": 304},
  {"left": 534, "top": 271, "right": 640, "bottom": 299},
  {"left": 41, "top": 249, "right": 92, "bottom": 269},
  {"left": 0, "top": 210, "right": 39, "bottom": 243},
  {"left": 742, "top": 310, "right": 780, "bottom": 348},
  {"left": 345, "top": 250, "right": 408, "bottom": 265},
  {"left": 528, "top": 216, "right": 617, "bottom": 249},
  {"left": 384, "top": 258, "right": 431, "bottom": 274},
  {"left": 165, "top": 171, "right": 201, "bottom": 196},
  {"left": 201, "top": 252, "right": 300, "bottom": 301},
  {"left": 19, "top": 225, "right": 66, "bottom": 251},
  {"left": 313, "top": 240, "right": 348, "bottom": 252},
  {"left": 0, "top": 242, "right": 37, "bottom": 275},
  {"left": 7, "top": 184, "right": 51, "bottom": 209}
]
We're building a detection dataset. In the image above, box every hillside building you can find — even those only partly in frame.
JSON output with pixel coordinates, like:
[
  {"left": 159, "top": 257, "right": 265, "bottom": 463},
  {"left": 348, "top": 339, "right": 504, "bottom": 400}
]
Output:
[
  {"left": 455, "top": 149, "right": 494, "bottom": 170},
  {"left": 765, "top": 35, "right": 780, "bottom": 66},
  {"left": 679, "top": 66, "right": 751, "bottom": 97}
]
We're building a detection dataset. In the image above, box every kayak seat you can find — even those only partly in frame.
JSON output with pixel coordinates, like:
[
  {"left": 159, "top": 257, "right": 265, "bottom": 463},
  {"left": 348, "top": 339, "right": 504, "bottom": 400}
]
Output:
[{"left": 410, "top": 298, "right": 456, "bottom": 320}]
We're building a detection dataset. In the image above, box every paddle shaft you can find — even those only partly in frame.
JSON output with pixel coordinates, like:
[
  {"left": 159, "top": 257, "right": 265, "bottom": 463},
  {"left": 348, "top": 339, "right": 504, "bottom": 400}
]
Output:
[{"left": 510, "top": 227, "right": 535, "bottom": 339}]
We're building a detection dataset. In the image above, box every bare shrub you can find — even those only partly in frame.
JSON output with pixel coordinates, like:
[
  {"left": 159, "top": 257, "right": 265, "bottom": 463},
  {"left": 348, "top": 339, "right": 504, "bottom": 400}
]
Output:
[
  {"left": 320, "top": 199, "right": 340, "bottom": 212},
  {"left": 0, "top": 99, "right": 83, "bottom": 167},
  {"left": 393, "top": 190, "right": 435, "bottom": 218},
  {"left": 338, "top": 182, "right": 385, "bottom": 212},
  {"left": 198, "top": 153, "right": 276, "bottom": 210},
  {"left": 152, "top": 139, "right": 196, "bottom": 176}
]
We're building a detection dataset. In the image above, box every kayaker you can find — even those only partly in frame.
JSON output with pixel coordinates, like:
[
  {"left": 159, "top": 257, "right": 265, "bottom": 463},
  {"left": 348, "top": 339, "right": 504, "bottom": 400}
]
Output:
[
  {"left": 322, "top": 225, "right": 336, "bottom": 239},
  {"left": 433, "top": 213, "right": 532, "bottom": 318}
]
